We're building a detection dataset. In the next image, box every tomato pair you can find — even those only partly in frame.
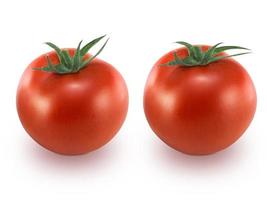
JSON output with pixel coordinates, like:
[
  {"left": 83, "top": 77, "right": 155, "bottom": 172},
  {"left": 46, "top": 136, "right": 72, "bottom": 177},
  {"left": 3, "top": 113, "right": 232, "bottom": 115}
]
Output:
[{"left": 17, "top": 36, "right": 256, "bottom": 156}]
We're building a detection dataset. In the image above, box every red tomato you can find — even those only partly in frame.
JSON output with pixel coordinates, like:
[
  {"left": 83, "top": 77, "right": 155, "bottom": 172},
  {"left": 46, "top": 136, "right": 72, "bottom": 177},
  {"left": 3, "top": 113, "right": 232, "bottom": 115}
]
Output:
[
  {"left": 17, "top": 48, "right": 128, "bottom": 155},
  {"left": 144, "top": 45, "right": 256, "bottom": 155}
]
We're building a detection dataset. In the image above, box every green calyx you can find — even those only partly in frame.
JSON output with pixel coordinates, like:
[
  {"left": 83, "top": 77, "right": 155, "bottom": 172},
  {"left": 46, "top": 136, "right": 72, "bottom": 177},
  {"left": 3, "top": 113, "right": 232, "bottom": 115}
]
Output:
[
  {"left": 162, "top": 41, "right": 250, "bottom": 67},
  {"left": 34, "top": 35, "right": 109, "bottom": 74}
]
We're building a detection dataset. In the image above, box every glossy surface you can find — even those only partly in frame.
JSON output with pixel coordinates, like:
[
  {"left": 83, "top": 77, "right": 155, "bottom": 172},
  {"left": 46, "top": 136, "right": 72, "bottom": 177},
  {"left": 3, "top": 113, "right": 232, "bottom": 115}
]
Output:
[
  {"left": 144, "top": 46, "right": 256, "bottom": 155},
  {"left": 17, "top": 49, "right": 128, "bottom": 155}
]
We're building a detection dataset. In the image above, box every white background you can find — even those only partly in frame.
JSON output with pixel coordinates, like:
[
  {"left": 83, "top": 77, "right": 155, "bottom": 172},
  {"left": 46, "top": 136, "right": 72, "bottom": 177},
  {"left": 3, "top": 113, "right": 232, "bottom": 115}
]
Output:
[{"left": 0, "top": 0, "right": 266, "bottom": 199}]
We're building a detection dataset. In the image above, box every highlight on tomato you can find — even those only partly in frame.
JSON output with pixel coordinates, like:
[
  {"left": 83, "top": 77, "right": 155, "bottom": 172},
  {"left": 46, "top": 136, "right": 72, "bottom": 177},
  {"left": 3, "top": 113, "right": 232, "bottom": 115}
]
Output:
[
  {"left": 144, "top": 41, "right": 256, "bottom": 155},
  {"left": 17, "top": 35, "right": 128, "bottom": 155}
]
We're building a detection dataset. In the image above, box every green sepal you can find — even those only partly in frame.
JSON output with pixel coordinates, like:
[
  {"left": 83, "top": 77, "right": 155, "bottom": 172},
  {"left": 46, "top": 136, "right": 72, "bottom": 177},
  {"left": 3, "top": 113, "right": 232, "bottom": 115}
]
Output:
[
  {"left": 80, "top": 35, "right": 106, "bottom": 56},
  {"left": 72, "top": 40, "right": 83, "bottom": 71},
  {"left": 213, "top": 46, "right": 250, "bottom": 54},
  {"left": 175, "top": 41, "right": 195, "bottom": 58},
  {"left": 54, "top": 64, "right": 72, "bottom": 74},
  {"left": 183, "top": 56, "right": 199, "bottom": 65},
  {"left": 193, "top": 46, "right": 203, "bottom": 61},
  {"left": 79, "top": 38, "right": 109, "bottom": 70},
  {"left": 201, "top": 42, "right": 222, "bottom": 64},
  {"left": 62, "top": 50, "right": 73, "bottom": 67},
  {"left": 207, "top": 52, "right": 251, "bottom": 64},
  {"left": 33, "top": 55, "right": 56, "bottom": 72},
  {"left": 34, "top": 35, "right": 108, "bottom": 74},
  {"left": 45, "top": 42, "right": 67, "bottom": 67},
  {"left": 162, "top": 41, "right": 250, "bottom": 67}
]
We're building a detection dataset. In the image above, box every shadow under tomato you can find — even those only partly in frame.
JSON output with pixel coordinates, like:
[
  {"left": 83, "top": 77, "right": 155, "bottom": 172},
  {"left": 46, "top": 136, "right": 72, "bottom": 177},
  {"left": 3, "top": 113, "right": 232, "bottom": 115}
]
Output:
[
  {"left": 22, "top": 133, "right": 122, "bottom": 176},
  {"left": 150, "top": 135, "right": 250, "bottom": 176}
]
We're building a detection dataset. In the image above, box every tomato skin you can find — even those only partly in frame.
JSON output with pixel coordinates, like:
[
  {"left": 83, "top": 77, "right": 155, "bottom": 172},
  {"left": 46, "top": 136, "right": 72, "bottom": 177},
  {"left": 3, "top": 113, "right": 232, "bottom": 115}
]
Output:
[
  {"left": 17, "top": 49, "right": 128, "bottom": 155},
  {"left": 144, "top": 46, "right": 256, "bottom": 155}
]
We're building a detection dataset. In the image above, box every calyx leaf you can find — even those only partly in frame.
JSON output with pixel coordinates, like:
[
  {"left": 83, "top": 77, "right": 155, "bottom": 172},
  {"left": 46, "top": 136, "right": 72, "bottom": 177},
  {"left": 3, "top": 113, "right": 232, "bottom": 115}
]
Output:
[
  {"left": 34, "top": 35, "right": 108, "bottom": 74},
  {"left": 162, "top": 41, "right": 250, "bottom": 67}
]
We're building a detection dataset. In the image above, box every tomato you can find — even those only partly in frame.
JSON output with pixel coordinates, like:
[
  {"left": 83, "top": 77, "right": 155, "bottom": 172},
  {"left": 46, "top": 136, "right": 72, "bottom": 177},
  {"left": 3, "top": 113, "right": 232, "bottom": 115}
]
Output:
[
  {"left": 144, "top": 42, "right": 256, "bottom": 155},
  {"left": 17, "top": 36, "right": 128, "bottom": 155}
]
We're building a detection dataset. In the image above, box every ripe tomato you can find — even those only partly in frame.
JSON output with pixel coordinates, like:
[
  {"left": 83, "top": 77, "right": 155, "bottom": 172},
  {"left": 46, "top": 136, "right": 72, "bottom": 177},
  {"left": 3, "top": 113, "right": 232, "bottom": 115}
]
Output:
[
  {"left": 17, "top": 37, "right": 128, "bottom": 155},
  {"left": 144, "top": 42, "right": 256, "bottom": 155}
]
